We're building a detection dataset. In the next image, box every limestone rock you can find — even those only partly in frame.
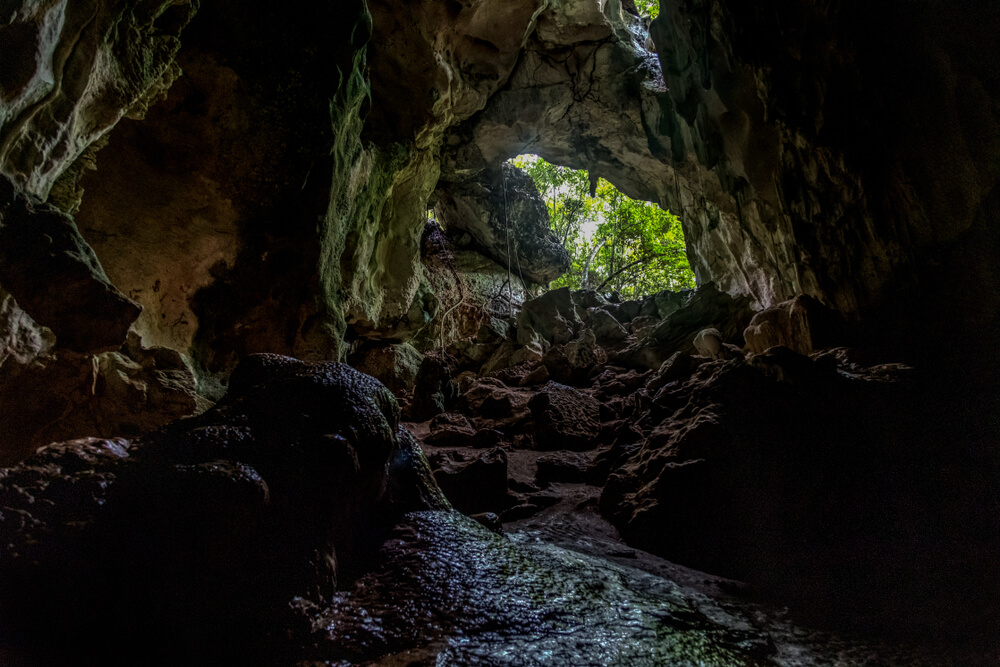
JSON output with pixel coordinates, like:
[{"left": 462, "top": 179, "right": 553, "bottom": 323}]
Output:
[
  {"left": 435, "top": 163, "right": 571, "bottom": 285},
  {"left": 0, "top": 0, "right": 197, "bottom": 199},
  {"left": 457, "top": 376, "right": 531, "bottom": 428},
  {"left": 427, "top": 447, "right": 512, "bottom": 515},
  {"left": 425, "top": 412, "right": 478, "bottom": 447},
  {"left": 693, "top": 328, "right": 723, "bottom": 359},
  {"left": 0, "top": 328, "right": 202, "bottom": 465},
  {"left": 406, "top": 352, "right": 457, "bottom": 421},
  {"left": 0, "top": 181, "right": 141, "bottom": 352},
  {"left": 528, "top": 381, "right": 601, "bottom": 451},
  {"left": 600, "top": 353, "right": 1000, "bottom": 636},
  {"left": 543, "top": 328, "right": 607, "bottom": 385},
  {"left": 535, "top": 451, "right": 597, "bottom": 486},
  {"left": 588, "top": 308, "right": 628, "bottom": 343},
  {"left": 616, "top": 283, "right": 754, "bottom": 370},
  {"left": 0, "top": 354, "right": 446, "bottom": 662},
  {"left": 516, "top": 287, "right": 585, "bottom": 347},
  {"left": 644, "top": 351, "right": 700, "bottom": 394},
  {"left": 350, "top": 342, "right": 424, "bottom": 394},
  {"left": 743, "top": 294, "right": 842, "bottom": 356}
]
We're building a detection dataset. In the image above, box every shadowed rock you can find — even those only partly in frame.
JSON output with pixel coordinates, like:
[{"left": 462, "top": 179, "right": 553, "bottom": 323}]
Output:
[
  {"left": 0, "top": 354, "right": 445, "bottom": 664},
  {"left": 435, "top": 163, "right": 571, "bottom": 284},
  {"left": 0, "top": 179, "right": 141, "bottom": 352}
]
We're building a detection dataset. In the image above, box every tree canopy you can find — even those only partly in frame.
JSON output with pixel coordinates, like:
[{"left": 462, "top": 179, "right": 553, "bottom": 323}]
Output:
[
  {"left": 634, "top": 0, "right": 660, "bottom": 18},
  {"left": 511, "top": 155, "right": 695, "bottom": 298}
]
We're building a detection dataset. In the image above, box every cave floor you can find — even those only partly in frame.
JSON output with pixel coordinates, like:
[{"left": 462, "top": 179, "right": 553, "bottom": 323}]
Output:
[{"left": 291, "top": 430, "right": 993, "bottom": 666}]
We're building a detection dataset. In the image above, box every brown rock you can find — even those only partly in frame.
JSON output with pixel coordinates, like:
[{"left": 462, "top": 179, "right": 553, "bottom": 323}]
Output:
[
  {"left": 0, "top": 182, "right": 141, "bottom": 352},
  {"left": 528, "top": 381, "right": 601, "bottom": 451},
  {"left": 744, "top": 294, "right": 843, "bottom": 356},
  {"left": 427, "top": 447, "right": 512, "bottom": 515},
  {"left": 425, "top": 412, "right": 477, "bottom": 447}
]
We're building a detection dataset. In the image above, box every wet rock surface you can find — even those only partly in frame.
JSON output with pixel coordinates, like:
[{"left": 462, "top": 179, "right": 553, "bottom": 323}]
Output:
[
  {"left": 298, "top": 510, "right": 988, "bottom": 666},
  {"left": 0, "top": 354, "right": 445, "bottom": 664}
]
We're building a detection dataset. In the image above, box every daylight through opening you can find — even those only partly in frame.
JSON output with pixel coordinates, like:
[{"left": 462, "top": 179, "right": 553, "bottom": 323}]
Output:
[{"left": 510, "top": 154, "right": 695, "bottom": 299}]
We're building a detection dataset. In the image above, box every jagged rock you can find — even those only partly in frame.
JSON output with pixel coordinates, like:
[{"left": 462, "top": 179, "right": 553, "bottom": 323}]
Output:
[
  {"left": 0, "top": 181, "right": 141, "bottom": 352},
  {"left": 747, "top": 345, "right": 823, "bottom": 385},
  {"left": 427, "top": 447, "right": 512, "bottom": 515},
  {"left": 0, "top": 329, "right": 202, "bottom": 465},
  {"left": 616, "top": 284, "right": 754, "bottom": 370},
  {"left": 434, "top": 163, "right": 570, "bottom": 284},
  {"left": 542, "top": 329, "right": 608, "bottom": 386},
  {"left": 349, "top": 342, "right": 423, "bottom": 394},
  {"left": 519, "top": 364, "right": 551, "bottom": 387},
  {"left": 509, "top": 342, "right": 545, "bottom": 367},
  {"left": 743, "top": 294, "right": 842, "bottom": 356},
  {"left": 628, "top": 315, "right": 659, "bottom": 337},
  {"left": 588, "top": 308, "right": 628, "bottom": 343},
  {"left": 645, "top": 351, "right": 701, "bottom": 394},
  {"left": 480, "top": 340, "right": 518, "bottom": 376},
  {"left": 0, "top": 354, "right": 446, "bottom": 662},
  {"left": 425, "top": 412, "right": 478, "bottom": 447},
  {"left": 593, "top": 367, "right": 651, "bottom": 397},
  {"left": 487, "top": 361, "right": 535, "bottom": 387},
  {"left": 459, "top": 378, "right": 531, "bottom": 422},
  {"left": 528, "top": 382, "right": 601, "bottom": 451}
]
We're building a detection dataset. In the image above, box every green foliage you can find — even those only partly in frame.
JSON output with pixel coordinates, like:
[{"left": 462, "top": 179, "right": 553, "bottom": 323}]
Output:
[
  {"left": 512, "top": 155, "right": 695, "bottom": 298},
  {"left": 634, "top": 0, "right": 660, "bottom": 19}
]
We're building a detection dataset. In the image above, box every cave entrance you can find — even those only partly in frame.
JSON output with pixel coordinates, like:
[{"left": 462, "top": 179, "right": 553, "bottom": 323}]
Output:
[{"left": 511, "top": 155, "right": 695, "bottom": 299}]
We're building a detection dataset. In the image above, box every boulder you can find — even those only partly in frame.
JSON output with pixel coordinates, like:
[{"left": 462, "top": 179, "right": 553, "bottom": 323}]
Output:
[
  {"left": 0, "top": 354, "right": 446, "bottom": 662},
  {"left": 516, "top": 287, "right": 583, "bottom": 347},
  {"left": 543, "top": 328, "right": 607, "bottom": 385},
  {"left": 644, "top": 351, "right": 701, "bottom": 393},
  {"left": 427, "top": 447, "right": 512, "bottom": 515},
  {"left": 349, "top": 342, "right": 423, "bottom": 394},
  {"left": 588, "top": 307, "right": 628, "bottom": 343},
  {"left": 535, "top": 451, "right": 596, "bottom": 486},
  {"left": 743, "top": 294, "right": 842, "bottom": 356},
  {"left": 615, "top": 283, "right": 754, "bottom": 370},
  {"left": 457, "top": 377, "right": 532, "bottom": 425},
  {"left": 528, "top": 381, "right": 601, "bottom": 451},
  {"left": 434, "top": 163, "right": 570, "bottom": 284},
  {"left": 425, "top": 412, "right": 478, "bottom": 447}
]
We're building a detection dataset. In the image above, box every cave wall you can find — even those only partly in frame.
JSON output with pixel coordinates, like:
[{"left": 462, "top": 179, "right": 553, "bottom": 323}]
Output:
[
  {"left": 679, "top": 0, "right": 1000, "bottom": 343},
  {"left": 442, "top": 0, "right": 1000, "bottom": 347},
  {"left": 0, "top": 0, "right": 997, "bottom": 457}
]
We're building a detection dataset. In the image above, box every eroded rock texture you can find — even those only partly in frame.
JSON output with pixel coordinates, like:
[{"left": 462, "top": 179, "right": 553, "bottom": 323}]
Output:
[
  {"left": 435, "top": 163, "right": 571, "bottom": 284},
  {"left": 0, "top": 355, "right": 445, "bottom": 664},
  {"left": 0, "top": 0, "right": 197, "bottom": 201}
]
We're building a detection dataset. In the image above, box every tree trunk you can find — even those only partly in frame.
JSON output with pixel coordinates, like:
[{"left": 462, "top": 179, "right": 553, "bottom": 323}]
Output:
[{"left": 582, "top": 237, "right": 607, "bottom": 288}]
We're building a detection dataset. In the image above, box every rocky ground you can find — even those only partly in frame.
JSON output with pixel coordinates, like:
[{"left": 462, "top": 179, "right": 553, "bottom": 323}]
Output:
[{"left": 2, "top": 287, "right": 998, "bottom": 665}]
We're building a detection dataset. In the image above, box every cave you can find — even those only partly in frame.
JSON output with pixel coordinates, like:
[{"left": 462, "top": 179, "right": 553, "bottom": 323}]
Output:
[{"left": 1, "top": 0, "right": 998, "bottom": 664}]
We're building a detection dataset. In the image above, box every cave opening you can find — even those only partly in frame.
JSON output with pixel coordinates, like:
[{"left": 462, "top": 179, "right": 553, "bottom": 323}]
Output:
[
  {"left": 1, "top": 0, "right": 999, "bottom": 664},
  {"left": 510, "top": 153, "right": 696, "bottom": 298}
]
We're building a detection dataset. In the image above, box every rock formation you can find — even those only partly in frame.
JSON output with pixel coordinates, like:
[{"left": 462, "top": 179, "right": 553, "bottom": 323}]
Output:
[
  {"left": 0, "top": 355, "right": 445, "bottom": 663},
  {"left": 1, "top": 0, "right": 998, "bottom": 662}
]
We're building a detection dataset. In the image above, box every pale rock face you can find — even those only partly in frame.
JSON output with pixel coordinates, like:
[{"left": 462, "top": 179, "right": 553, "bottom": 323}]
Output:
[
  {"left": 434, "top": 163, "right": 570, "bottom": 284},
  {"left": 0, "top": 0, "right": 197, "bottom": 201},
  {"left": 693, "top": 328, "right": 723, "bottom": 359}
]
